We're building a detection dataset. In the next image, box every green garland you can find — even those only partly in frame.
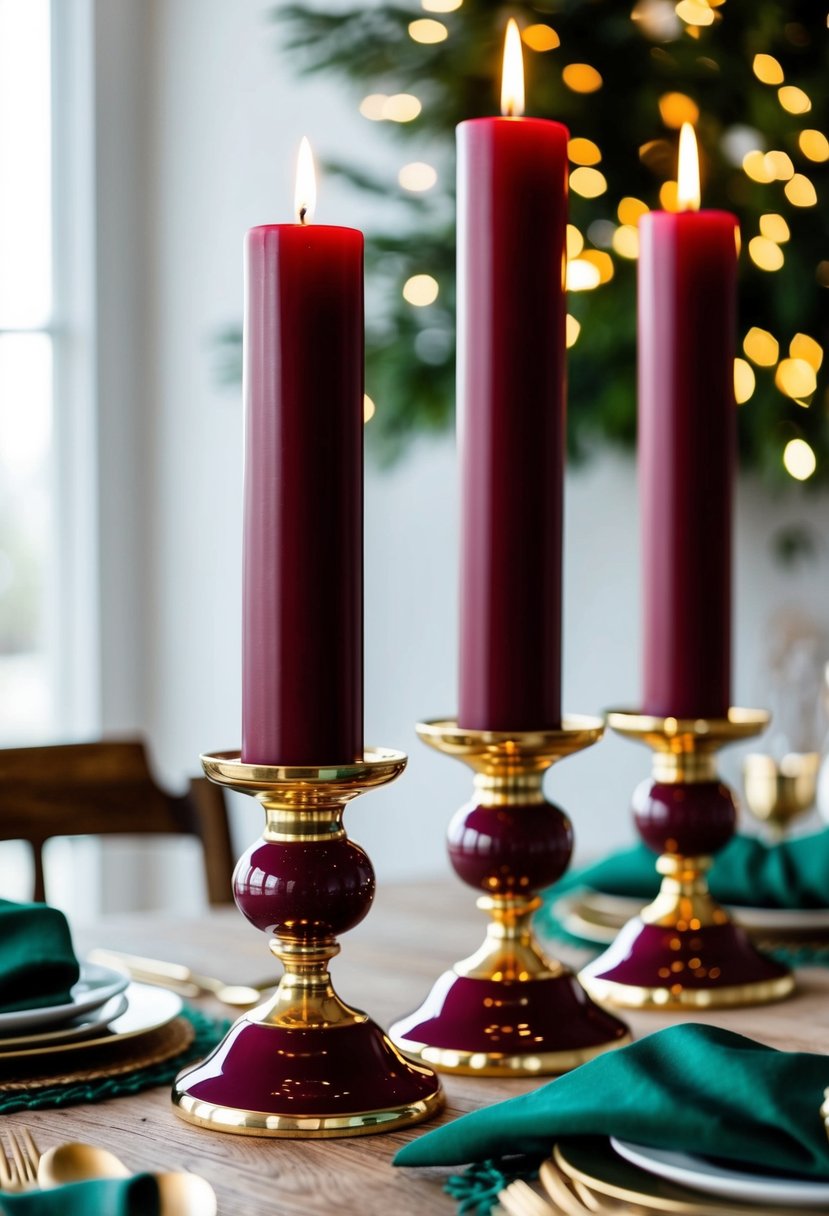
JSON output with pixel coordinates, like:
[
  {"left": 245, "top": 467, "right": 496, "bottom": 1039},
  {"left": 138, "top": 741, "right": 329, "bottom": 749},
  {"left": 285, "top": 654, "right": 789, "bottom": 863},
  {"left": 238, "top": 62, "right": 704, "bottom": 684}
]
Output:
[{"left": 233, "top": 1, "right": 828, "bottom": 483}]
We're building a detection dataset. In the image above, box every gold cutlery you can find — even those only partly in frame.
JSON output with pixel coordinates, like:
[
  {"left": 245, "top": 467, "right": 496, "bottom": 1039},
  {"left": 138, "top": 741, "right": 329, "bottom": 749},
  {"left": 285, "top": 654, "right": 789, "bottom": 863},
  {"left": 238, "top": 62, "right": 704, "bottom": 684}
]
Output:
[
  {"left": 499, "top": 1179, "right": 559, "bottom": 1216},
  {"left": 87, "top": 948, "right": 274, "bottom": 1006},
  {"left": 39, "top": 1140, "right": 218, "bottom": 1215},
  {"left": 0, "top": 1129, "right": 40, "bottom": 1192}
]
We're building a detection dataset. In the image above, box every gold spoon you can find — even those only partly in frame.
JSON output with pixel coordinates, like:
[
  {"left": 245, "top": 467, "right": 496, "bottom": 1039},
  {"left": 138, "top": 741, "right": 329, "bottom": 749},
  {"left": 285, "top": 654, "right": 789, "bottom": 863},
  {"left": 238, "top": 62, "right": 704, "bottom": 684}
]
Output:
[
  {"left": 87, "top": 948, "right": 272, "bottom": 1006},
  {"left": 37, "top": 1142, "right": 217, "bottom": 1216}
]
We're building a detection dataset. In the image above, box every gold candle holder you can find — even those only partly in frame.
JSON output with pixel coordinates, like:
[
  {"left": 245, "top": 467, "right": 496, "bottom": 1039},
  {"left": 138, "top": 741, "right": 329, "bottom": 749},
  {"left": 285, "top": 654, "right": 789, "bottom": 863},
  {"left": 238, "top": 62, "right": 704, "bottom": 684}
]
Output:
[
  {"left": 579, "top": 709, "right": 795, "bottom": 1010},
  {"left": 389, "top": 718, "right": 630, "bottom": 1076},
  {"left": 173, "top": 749, "right": 443, "bottom": 1137}
]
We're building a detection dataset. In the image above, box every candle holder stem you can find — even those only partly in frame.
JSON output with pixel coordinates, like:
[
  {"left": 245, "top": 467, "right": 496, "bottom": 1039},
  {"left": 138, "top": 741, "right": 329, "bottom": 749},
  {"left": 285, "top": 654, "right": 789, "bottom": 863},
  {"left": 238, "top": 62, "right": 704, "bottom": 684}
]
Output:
[
  {"left": 579, "top": 710, "right": 795, "bottom": 1010},
  {"left": 172, "top": 749, "right": 443, "bottom": 1137},
  {"left": 389, "top": 718, "right": 630, "bottom": 1076}
]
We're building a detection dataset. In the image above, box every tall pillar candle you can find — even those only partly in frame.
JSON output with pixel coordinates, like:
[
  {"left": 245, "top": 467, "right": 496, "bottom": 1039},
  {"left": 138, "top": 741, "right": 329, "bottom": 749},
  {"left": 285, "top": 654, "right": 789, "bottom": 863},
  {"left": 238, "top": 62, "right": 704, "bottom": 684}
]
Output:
[
  {"left": 639, "top": 124, "right": 737, "bottom": 719},
  {"left": 457, "top": 21, "right": 568, "bottom": 732},
  {"left": 242, "top": 141, "right": 364, "bottom": 765}
]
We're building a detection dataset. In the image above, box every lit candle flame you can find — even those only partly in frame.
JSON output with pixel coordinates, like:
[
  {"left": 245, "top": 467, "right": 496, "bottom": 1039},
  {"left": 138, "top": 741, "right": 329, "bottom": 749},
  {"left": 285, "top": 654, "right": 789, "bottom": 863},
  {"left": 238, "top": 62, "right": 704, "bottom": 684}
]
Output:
[
  {"left": 501, "top": 19, "right": 524, "bottom": 117},
  {"left": 294, "top": 136, "right": 316, "bottom": 225},
  {"left": 677, "top": 122, "right": 700, "bottom": 211}
]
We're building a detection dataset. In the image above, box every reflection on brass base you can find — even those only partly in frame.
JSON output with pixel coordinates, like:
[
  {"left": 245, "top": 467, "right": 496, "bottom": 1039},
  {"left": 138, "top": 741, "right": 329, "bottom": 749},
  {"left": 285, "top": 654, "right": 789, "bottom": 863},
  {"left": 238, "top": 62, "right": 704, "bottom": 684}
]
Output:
[
  {"left": 172, "top": 1016, "right": 443, "bottom": 1138},
  {"left": 580, "top": 917, "right": 795, "bottom": 1011},
  {"left": 392, "top": 969, "right": 631, "bottom": 1077},
  {"left": 390, "top": 718, "right": 630, "bottom": 1074}
]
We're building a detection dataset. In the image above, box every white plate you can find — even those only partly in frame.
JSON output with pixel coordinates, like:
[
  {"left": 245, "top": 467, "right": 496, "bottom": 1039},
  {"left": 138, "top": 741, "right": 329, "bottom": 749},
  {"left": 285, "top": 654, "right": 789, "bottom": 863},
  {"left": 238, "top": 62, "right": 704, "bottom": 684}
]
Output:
[
  {"left": 0, "top": 982, "right": 183, "bottom": 1060},
  {"left": 611, "top": 1138, "right": 829, "bottom": 1207},
  {"left": 572, "top": 890, "right": 829, "bottom": 932},
  {"left": 0, "top": 963, "right": 129, "bottom": 1032},
  {"left": 0, "top": 992, "right": 129, "bottom": 1051}
]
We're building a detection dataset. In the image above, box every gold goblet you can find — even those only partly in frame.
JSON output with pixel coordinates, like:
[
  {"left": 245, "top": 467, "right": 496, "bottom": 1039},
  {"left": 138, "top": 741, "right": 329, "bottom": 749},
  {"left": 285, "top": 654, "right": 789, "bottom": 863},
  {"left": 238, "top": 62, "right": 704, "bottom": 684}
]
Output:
[{"left": 742, "top": 752, "right": 820, "bottom": 840}]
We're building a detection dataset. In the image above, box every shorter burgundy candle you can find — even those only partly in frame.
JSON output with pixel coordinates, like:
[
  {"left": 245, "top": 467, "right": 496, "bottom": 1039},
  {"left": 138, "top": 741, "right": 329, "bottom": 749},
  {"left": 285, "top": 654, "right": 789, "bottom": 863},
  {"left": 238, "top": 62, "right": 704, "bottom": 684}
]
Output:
[
  {"left": 242, "top": 140, "right": 364, "bottom": 766},
  {"left": 639, "top": 125, "right": 738, "bottom": 720},
  {"left": 457, "top": 21, "right": 568, "bottom": 732}
]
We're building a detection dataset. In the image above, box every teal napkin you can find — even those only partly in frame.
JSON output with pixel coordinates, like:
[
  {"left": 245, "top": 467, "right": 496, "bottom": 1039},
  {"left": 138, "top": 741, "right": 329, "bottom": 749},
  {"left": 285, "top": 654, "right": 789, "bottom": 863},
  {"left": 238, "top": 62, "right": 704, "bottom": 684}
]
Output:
[
  {"left": 395, "top": 1024, "right": 829, "bottom": 1177},
  {"left": 0, "top": 901, "right": 80, "bottom": 1013},
  {"left": 564, "top": 829, "right": 829, "bottom": 909},
  {"left": 0, "top": 1176, "right": 159, "bottom": 1215}
]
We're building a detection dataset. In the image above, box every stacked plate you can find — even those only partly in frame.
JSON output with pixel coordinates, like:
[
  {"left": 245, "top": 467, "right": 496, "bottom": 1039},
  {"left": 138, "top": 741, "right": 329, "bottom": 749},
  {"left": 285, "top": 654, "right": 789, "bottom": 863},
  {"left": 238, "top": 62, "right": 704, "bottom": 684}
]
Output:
[
  {"left": 555, "top": 889, "right": 829, "bottom": 946},
  {"left": 0, "top": 962, "right": 184, "bottom": 1076},
  {"left": 551, "top": 1137, "right": 829, "bottom": 1212}
]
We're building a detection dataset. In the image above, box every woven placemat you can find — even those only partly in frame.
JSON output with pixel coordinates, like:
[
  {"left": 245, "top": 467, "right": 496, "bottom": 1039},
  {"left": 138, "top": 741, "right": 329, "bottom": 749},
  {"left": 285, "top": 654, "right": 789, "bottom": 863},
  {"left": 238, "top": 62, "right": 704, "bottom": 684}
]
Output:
[
  {"left": 0, "top": 1017, "right": 194, "bottom": 1091},
  {"left": 0, "top": 1006, "right": 229, "bottom": 1115}
]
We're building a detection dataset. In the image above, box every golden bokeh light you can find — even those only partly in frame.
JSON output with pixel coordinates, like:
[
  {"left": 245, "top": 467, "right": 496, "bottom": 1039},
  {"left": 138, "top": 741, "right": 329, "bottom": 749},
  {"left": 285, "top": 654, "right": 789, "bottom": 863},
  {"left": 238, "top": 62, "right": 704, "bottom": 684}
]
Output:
[
  {"left": 581, "top": 249, "right": 614, "bottom": 284},
  {"left": 363, "top": 394, "right": 376, "bottom": 423},
  {"left": 617, "top": 197, "right": 649, "bottom": 226},
  {"left": 783, "top": 438, "right": 816, "bottom": 481},
  {"left": 360, "top": 94, "right": 388, "bottom": 121},
  {"left": 799, "top": 129, "right": 829, "bottom": 162},
  {"left": 776, "top": 358, "right": 817, "bottom": 399},
  {"left": 759, "top": 214, "right": 790, "bottom": 244},
  {"left": 743, "top": 327, "right": 778, "bottom": 366},
  {"left": 658, "top": 92, "right": 700, "bottom": 129},
  {"left": 566, "top": 259, "right": 602, "bottom": 291},
  {"left": 398, "top": 162, "right": 438, "bottom": 192},
  {"left": 742, "top": 150, "right": 774, "bottom": 184},
  {"left": 659, "top": 180, "right": 679, "bottom": 211},
  {"left": 764, "top": 150, "right": 794, "bottom": 180},
  {"left": 408, "top": 18, "right": 448, "bottom": 43},
  {"left": 568, "top": 137, "right": 601, "bottom": 165},
  {"left": 790, "top": 334, "right": 823, "bottom": 371},
  {"left": 566, "top": 314, "right": 581, "bottom": 348},
  {"left": 612, "top": 225, "right": 640, "bottom": 259},
  {"left": 570, "top": 167, "right": 607, "bottom": 198},
  {"left": 675, "top": 0, "right": 715, "bottom": 27},
  {"left": 562, "top": 64, "right": 603, "bottom": 93},
  {"left": 785, "top": 174, "right": 817, "bottom": 207},
  {"left": 734, "top": 359, "right": 756, "bottom": 405},
  {"left": 421, "top": 0, "right": 461, "bottom": 10},
  {"left": 523, "top": 23, "right": 559, "bottom": 51},
  {"left": 402, "top": 274, "right": 439, "bottom": 306},
  {"left": 501, "top": 19, "right": 525, "bottom": 117},
  {"left": 752, "top": 54, "right": 784, "bottom": 85},
  {"left": 748, "top": 236, "right": 784, "bottom": 272},
  {"left": 778, "top": 86, "right": 811, "bottom": 114},
  {"left": 383, "top": 94, "right": 422, "bottom": 122},
  {"left": 818, "top": 262, "right": 829, "bottom": 288},
  {"left": 566, "top": 225, "right": 584, "bottom": 259}
]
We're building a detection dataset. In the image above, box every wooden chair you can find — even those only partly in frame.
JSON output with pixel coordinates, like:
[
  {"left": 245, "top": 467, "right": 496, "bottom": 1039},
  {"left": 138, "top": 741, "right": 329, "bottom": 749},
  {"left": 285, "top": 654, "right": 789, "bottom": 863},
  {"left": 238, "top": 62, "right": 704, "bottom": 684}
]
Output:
[{"left": 0, "top": 739, "right": 235, "bottom": 905}]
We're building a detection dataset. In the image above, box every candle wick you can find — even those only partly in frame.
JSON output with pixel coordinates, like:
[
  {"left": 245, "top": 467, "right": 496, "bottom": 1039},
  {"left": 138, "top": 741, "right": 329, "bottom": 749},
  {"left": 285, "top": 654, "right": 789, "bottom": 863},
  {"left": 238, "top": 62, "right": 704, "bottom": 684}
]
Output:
[{"left": 299, "top": 206, "right": 307, "bottom": 225}]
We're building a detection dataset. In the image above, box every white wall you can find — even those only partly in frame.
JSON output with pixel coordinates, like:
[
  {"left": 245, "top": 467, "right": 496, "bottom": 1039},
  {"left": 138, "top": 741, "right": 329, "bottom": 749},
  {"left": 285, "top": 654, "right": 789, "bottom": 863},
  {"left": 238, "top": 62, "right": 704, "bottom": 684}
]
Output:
[{"left": 111, "top": 0, "right": 829, "bottom": 900}]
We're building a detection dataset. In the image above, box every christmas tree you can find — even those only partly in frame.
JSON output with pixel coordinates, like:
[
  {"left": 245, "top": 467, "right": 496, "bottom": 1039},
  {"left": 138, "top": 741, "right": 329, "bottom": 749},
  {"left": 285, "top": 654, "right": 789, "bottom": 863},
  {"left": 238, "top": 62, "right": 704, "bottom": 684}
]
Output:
[{"left": 266, "top": 0, "right": 828, "bottom": 483}]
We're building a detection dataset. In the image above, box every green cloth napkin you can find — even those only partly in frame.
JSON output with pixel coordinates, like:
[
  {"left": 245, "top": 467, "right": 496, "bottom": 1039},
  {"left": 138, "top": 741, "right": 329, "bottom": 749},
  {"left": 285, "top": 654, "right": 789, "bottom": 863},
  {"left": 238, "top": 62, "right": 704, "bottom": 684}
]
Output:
[
  {"left": 394, "top": 1024, "right": 829, "bottom": 1177},
  {"left": 0, "top": 1175, "right": 159, "bottom": 1216},
  {"left": 566, "top": 828, "right": 829, "bottom": 909},
  {"left": 0, "top": 901, "right": 80, "bottom": 1013}
]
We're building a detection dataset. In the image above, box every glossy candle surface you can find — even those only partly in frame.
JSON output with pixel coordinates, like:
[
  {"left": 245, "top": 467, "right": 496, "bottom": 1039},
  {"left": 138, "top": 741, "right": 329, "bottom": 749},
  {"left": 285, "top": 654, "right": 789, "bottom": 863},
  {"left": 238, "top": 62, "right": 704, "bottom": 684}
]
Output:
[
  {"left": 242, "top": 224, "right": 363, "bottom": 765},
  {"left": 457, "top": 116, "right": 568, "bottom": 731},
  {"left": 639, "top": 209, "right": 737, "bottom": 719}
]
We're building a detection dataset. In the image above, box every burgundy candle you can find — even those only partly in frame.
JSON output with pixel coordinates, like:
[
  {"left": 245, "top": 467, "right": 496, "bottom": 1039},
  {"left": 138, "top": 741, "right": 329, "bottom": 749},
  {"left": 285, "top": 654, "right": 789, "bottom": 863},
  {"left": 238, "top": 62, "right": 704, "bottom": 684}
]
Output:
[
  {"left": 639, "top": 124, "right": 738, "bottom": 720},
  {"left": 457, "top": 21, "right": 568, "bottom": 732},
  {"left": 242, "top": 139, "right": 363, "bottom": 765}
]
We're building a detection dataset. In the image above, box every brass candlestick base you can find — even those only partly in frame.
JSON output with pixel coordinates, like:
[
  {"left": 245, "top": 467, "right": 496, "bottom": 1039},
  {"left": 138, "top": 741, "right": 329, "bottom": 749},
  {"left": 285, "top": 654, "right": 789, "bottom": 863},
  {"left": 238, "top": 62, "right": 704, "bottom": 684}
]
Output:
[
  {"left": 389, "top": 718, "right": 630, "bottom": 1076},
  {"left": 173, "top": 749, "right": 443, "bottom": 1137},
  {"left": 579, "top": 709, "right": 795, "bottom": 1011}
]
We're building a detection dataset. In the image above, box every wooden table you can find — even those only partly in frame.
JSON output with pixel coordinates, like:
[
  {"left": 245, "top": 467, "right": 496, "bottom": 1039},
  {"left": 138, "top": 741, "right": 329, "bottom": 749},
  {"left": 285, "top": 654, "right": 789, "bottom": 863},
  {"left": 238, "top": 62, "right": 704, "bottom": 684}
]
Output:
[{"left": 6, "top": 881, "right": 829, "bottom": 1215}]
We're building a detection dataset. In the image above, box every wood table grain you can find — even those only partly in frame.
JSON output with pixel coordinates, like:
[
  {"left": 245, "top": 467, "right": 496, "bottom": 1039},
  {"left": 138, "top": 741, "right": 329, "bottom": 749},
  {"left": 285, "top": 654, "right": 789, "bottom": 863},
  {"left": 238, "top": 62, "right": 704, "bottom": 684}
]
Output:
[{"left": 5, "top": 880, "right": 829, "bottom": 1215}]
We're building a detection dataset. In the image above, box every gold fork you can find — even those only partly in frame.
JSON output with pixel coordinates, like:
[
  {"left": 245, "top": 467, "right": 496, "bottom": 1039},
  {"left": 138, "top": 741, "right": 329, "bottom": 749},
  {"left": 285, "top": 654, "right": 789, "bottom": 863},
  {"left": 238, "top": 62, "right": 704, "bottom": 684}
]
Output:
[
  {"left": 498, "top": 1178, "right": 559, "bottom": 1216},
  {"left": 0, "top": 1129, "right": 41, "bottom": 1192}
]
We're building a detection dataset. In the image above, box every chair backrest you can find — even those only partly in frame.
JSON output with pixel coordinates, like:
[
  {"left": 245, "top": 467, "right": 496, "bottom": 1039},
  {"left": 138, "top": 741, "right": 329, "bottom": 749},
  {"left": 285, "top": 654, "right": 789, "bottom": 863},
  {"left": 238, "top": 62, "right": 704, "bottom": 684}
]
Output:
[{"left": 0, "top": 739, "right": 234, "bottom": 905}]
